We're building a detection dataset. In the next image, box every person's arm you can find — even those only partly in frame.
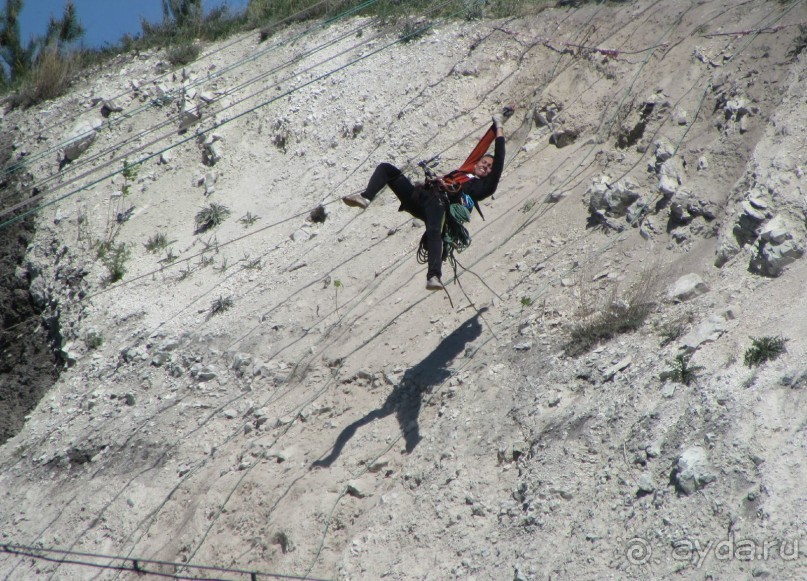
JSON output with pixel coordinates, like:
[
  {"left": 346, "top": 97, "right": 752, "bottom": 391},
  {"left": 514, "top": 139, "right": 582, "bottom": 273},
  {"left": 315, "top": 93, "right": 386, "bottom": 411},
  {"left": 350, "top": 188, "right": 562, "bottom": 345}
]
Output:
[{"left": 470, "top": 122, "right": 506, "bottom": 202}]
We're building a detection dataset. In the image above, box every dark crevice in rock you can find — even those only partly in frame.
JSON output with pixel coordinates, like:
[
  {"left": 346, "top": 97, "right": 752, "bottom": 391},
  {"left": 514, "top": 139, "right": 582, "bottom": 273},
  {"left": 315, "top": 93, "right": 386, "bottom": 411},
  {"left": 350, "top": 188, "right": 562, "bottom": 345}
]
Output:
[
  {"left": 0, "top": 137, "right": 61, "bottom": 445},
  {"left": 616, "top": 101, "right": 655, "bottom": 149}
]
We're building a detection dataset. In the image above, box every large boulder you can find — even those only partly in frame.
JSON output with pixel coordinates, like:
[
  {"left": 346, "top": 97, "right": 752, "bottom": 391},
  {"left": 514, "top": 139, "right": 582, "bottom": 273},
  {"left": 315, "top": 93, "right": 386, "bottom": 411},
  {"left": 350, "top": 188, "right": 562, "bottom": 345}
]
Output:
[
  {"left": 62, "top": 117, "right": 103, "bottom": 161},
  {"left": 715, "top": 189, "right": 774, "bottom": 267},
  {"left": 679, "top": 314, "right": 726, "bottom": 352},
  {"left": 673, "top": 446, "right": 716, "bottom": 495},
  {"left": 587, "top": 176, "right": 642, "bottom": 217},
  {"left": 751, "top": 239, "right": 804, "bottom": 277},
  {"left": 666, "top": 273, "right": 709, "bottom": 302},
  {"left": 749, "top": 214, "right": 804, "bottom": 276}
]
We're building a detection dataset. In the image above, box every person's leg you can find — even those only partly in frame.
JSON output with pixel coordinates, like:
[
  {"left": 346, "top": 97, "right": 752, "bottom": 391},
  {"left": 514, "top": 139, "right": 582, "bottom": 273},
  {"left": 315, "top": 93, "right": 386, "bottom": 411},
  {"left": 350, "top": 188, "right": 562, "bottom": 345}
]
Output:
[
  {"left": 364, "top": 163, "right": 416, "bottom": 202},
  {"left": 421, "top": 194, "right": 445, "bottom": 285},
  {"left": 344, "top": 163, "right": 415, "bottom": 209}
]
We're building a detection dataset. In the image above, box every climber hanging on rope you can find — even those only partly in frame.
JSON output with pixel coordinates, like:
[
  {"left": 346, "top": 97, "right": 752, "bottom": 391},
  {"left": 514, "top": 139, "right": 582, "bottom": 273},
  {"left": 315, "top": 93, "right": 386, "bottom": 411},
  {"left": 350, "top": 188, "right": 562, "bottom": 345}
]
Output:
[{"left": 342, "top": 107, "right": 512, "bottom": 291}]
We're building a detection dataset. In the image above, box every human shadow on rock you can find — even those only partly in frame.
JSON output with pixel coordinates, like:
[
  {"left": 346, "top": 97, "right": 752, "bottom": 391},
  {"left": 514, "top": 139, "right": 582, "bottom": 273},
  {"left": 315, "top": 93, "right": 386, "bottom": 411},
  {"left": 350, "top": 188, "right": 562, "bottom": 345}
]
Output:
[{"left": 312, "top": 310, "right": 484, "bottom": 467}]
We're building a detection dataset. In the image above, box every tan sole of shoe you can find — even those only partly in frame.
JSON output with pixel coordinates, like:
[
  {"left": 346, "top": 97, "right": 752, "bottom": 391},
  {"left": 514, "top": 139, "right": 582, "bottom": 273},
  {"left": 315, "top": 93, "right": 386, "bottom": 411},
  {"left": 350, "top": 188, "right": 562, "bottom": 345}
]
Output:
[{"left": 342, "top": 196, "right": 368, "bottom": 209}]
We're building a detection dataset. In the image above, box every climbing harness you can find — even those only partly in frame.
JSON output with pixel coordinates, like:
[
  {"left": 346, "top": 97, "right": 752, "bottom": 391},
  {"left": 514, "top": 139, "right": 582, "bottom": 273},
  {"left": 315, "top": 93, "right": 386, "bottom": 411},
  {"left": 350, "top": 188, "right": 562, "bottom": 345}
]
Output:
[{"left": 415, "top": 159, "right": 473, "bottom": 281}]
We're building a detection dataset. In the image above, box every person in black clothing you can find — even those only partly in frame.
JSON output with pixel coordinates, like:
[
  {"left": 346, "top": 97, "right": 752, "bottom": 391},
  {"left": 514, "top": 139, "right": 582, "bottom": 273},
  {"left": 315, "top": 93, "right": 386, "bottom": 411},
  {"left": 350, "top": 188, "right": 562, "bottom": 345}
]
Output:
[{"left": 343, "top": 113, "right": 507, "bottom": 291}]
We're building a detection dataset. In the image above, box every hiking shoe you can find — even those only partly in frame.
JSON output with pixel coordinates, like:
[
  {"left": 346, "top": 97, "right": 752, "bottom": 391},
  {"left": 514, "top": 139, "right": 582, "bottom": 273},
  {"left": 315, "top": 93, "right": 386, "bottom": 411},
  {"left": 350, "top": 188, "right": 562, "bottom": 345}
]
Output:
[
  {"left": 342, "top": 193, "right": 370, "bottom": 209},
  {"left": 426, "top": 276, "right": 443, "bottom": 291}
]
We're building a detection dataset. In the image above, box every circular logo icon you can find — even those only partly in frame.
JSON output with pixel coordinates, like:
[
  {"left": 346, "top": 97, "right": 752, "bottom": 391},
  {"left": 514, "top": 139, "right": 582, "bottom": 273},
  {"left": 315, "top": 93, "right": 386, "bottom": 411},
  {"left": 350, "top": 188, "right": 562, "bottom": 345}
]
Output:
[{"left": 625, "top": 537, "right": 652, "bottom": 565}]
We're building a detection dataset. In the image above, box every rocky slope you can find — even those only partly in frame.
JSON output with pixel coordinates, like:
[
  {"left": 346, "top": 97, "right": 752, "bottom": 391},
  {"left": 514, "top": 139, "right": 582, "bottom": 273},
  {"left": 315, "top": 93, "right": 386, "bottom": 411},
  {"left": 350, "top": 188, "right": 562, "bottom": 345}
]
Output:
[{"left": 1, "top": 1, "right": 806, "bottom": 579}]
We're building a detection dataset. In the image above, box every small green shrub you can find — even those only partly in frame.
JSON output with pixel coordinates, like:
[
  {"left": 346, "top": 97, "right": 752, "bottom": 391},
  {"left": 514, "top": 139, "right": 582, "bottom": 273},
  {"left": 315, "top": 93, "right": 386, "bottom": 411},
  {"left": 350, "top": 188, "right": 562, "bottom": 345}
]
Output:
[
  {"left": 565, "top": 301, "right": 654, "bottom": 356},
  {"left": 121, "top": 160, "right": 139, "bottom": 195},
  {"left": 166, "top": 42, "right": 201, "bottom": 67},
  {"left": 521, "top": 199, "right": 536, "bottom": 213},
  {"left": 521, "top": 297, "right": 533, "bottom": 308},
  {"left": 210, "top": 295, "right": 233, "bottom": 315},
  {"left": 789, "top": 25, "right": 807, "bottom": 59},
  {"left": 239, "top": 212, "right": 261, "bottom": 227},
  {"left": 163, "top": 0, "right": 203, "bottom": 29},
  {"left": 333, "top": 279, "right": 343, "bottom": 316},
  {"left": 102, "top": 242, "right": 130, "bottom": 283},
  {"left": 95, "top": 239, "right": 112, "bottom": 260},
  {"left": 195, "top": 202, "right": 231, "bottom": 233},
  {"left": 201, "top": 235, "right": 219, "bottom": 252},
  {"left": 398, "top": 18, "right": 430, "bottom": 43},
  {"left": 145, "top": 232, "right": 170, "bottom": 253},
  {"left": 161, "top": 247, "right": 177, "bottom": 264},
  {"left": 744, "top": 336, "right": 787, "bottom": 367},
  {"left": 177, "top": 263, "right": 194, "bottom": 280},
  {"left": 666, "top": 353, "right": 703, "bottom": 386},
  {"left": 84, "top": 330, "right": 104, "bottom": 350},
  {"left": 656, "top": 316, "right": 692, "bottom": 347}
]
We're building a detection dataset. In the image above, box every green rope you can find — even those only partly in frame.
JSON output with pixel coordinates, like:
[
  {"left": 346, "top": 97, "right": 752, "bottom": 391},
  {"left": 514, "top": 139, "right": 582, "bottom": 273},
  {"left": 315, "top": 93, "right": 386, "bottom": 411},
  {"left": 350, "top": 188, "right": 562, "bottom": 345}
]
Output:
[{"left": 417, "top": 202, "right": 472, "bottom": 281}]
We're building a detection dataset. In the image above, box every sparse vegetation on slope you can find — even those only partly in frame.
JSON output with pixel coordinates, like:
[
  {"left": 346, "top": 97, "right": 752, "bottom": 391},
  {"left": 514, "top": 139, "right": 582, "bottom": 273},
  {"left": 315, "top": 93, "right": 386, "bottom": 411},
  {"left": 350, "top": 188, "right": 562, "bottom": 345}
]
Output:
[{"left": 1, "top": 2, "right": 806, "bottom": 580}]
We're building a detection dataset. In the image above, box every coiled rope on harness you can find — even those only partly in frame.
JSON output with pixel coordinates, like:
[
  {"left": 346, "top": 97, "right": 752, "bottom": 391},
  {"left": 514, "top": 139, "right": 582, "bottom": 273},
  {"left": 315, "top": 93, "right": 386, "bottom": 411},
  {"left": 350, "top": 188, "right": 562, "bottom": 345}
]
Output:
[{"left": 416, "top": 194, "right": 472, "bottom": 281}]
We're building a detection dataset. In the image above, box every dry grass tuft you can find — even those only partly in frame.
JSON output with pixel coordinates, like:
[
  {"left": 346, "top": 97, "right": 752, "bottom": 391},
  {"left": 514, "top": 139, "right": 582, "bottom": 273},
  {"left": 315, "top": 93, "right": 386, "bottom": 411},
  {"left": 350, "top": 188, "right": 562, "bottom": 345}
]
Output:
[
  {"left": 564, "top": 267, "right": 659, "bottom": 356},
  {"left": 12, "top": 49, "right": 76, "bottom": 108}
]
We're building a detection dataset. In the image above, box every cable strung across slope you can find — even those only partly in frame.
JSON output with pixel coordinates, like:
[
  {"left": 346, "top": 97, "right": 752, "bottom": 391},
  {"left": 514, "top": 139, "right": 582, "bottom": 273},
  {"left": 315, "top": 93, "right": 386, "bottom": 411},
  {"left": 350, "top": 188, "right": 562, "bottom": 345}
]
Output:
[
  {"left": 0, "top": 3, "right": 389, "bottom": 217},
  {"left": 6, "top": 2, "right": 800, "bottom": 576},
  {"left": 6, "top": 2, "right": 498, "bottom": 576},
  {"left": 113, "top": 1, "right": 658, "bottom": 572},
  {"left": 0, "top": 0, "right": 458, "bottom": 230},
  {"left": 1, "top": 543, "right": 329, "bottom": 580},
  {"left": 0, "top": 14, "right": 380, "bottom": 213},
  {"left": 0, "top": 0, "right": 378, "bottom": 184}
]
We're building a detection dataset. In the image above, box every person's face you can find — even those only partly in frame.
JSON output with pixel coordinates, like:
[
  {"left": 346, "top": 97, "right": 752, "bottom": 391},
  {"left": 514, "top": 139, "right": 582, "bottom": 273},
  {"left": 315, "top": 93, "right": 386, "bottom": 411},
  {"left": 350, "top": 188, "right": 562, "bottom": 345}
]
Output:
[{"left": 474, "top": 156, "right": 493, "bottom": 177}]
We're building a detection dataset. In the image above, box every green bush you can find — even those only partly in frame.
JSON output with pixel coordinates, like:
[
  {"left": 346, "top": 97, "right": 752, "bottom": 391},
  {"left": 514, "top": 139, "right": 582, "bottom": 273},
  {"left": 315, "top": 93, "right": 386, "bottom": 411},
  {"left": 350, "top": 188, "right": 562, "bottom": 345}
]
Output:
[
  {"left": 163, "top": 0, "right": 203, "bottom": 30},
  {"left": 656, "top": 313, "right": 694, "bottom": 347},
  {"left": 744, "top": 336, "right": 787, "bottom": 367},
  {"left": 210, "top": 295, "right": 233, "bottom": 315},
  {"left": 789, "top": 24, "right": 807, "bottom": 59},
  {"left": 195, "top": 202, "right": 231, "bottom": 233},
  {"left": 177, "top": 263, "right": 194, "bottom": 281},
  {"left": 101, "top": 242, "right": 130, "bottom": 283},
  {"left": 84, "top": 330, "right": 104, "bottom": 350},
  {"left": 144, "top": 232, "right": 169, "bottom": 253},
  {"left": 239, "top": 211, "right": 261, "bottom": 227},
  {"left": 166, "top": 42, "right": 201, "bottom": 67},
  {"left": 121, "top": 160, "right": 139, "bottom": 194},
  {"left": 398, "top": 17, "right": 430, "bottom": 43},
  {"left": 665, "top": 353, "right": 703, "bottom": 386}
]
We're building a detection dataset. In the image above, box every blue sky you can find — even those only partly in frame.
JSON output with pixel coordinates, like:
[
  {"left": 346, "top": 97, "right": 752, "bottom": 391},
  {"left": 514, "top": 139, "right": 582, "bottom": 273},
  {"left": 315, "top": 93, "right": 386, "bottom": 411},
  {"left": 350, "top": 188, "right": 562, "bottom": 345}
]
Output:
[{"left": 20, "top": 0, "right": 250, "bottom": 49}]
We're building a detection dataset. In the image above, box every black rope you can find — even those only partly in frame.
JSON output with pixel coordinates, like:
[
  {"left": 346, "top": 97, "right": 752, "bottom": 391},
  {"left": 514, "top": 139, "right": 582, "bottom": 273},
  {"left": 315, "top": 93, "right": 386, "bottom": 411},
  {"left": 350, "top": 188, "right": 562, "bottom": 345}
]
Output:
[{"left": 0, "top": 543, "right": 330, "bottom": 580}]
